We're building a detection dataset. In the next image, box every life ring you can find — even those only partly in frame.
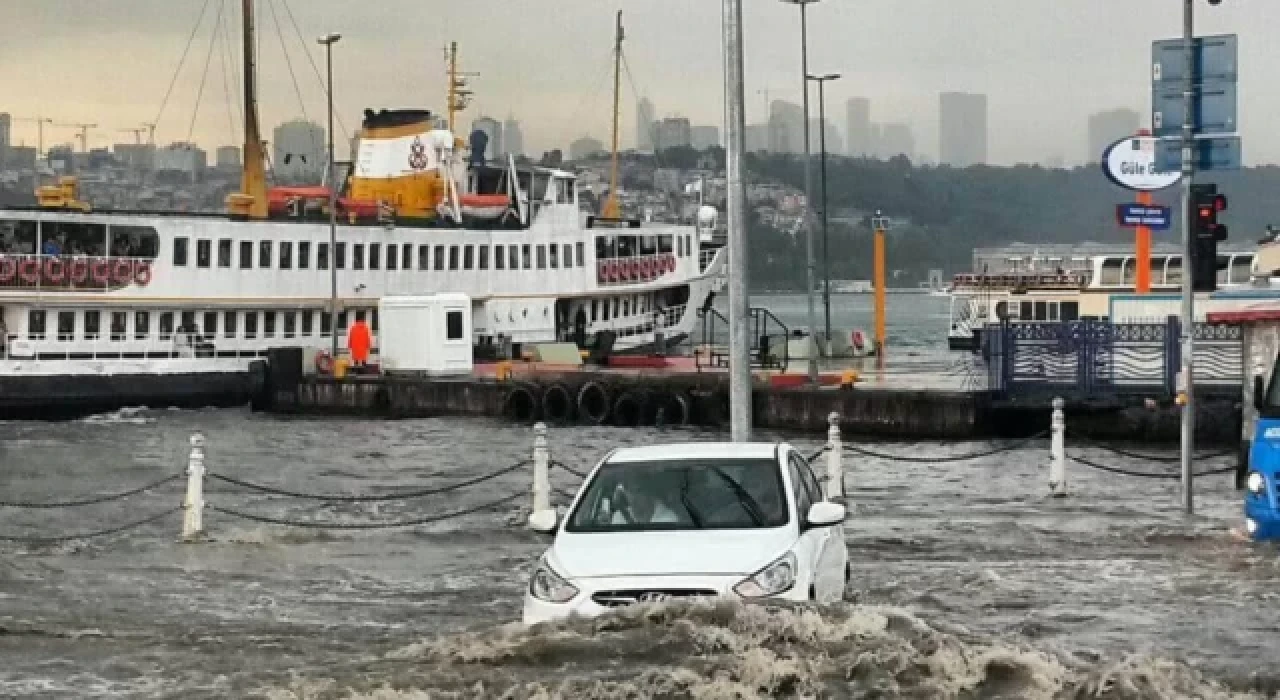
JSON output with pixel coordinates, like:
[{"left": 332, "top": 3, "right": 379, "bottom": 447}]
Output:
[
  {"left": 597, "top": 261, "right": 608, "bottom": 283},
  {"left": 69, "top": 258, "right": 89, "bottom": 284},
  {"left": 113, "top": 260, "right": 134, "bottom": 285},
  {"left": 134, "top": 261, "right": 152, "bottom": 286},
  {"left": 315, "top": 350, "right": 334, "bottom": 374},
  {"left": 43, "top": 257, "right": 66, "bottom": 284},
  {"left": 91, "top": 258, "right": 111, "bottom": 284},
  {"left": 629, "top": 259, "right": 639, "bottom": 280},
  {"left": 668, "top": 253, "right": 677, "bottom": 271},
  {"left": 852, "top": 330, "right": 866, "bottom": 350},
  {"left": 607, "top": 259, "right": 618, "bottom": 281},
  {"left": 619, "top": 259, "right": 630, "bottom": 280},
  {"left": 18, "top": 258, "right": 40, "bottom": 284},
  {"left": 0, "top": 257, "right": 15, "bottom": 283},
  {"left": 641, "top": 257, "right": 653, "bottom": 279}
]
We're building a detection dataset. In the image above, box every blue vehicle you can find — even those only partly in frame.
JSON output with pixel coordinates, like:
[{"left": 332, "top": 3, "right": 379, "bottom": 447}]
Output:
[{"left": 1246, "top": 375, "right": 1280, "bottom": 541}]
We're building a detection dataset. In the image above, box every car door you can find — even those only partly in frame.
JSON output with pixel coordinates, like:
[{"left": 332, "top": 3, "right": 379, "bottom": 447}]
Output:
[{"left": 791, "top": 452, "right": 847, "bottom": 602}]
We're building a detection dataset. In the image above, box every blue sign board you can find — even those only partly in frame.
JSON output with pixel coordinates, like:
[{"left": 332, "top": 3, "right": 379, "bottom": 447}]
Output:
[
  {"left": 1116, "top": 204, "right": 1173, "bottom": 230},
  {"left": 1152, "top": 81, "right": 1237, "bottom": 137},
  {"left": 1154, "top": 136, "right": 1242, "bottom": 172},
  {"left": 1152, "top": 35, "right": 1239, "bottom": 85}
]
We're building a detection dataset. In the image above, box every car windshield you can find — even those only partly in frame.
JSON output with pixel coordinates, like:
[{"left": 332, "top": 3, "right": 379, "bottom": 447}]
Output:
[{"left": 564, "top": 457, "right": 789, "bottom": 532}]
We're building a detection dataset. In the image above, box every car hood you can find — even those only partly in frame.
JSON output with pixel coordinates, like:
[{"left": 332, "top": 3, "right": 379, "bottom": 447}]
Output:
[{"left": 550, "top": 528, "right": 797, "bottom": 579}]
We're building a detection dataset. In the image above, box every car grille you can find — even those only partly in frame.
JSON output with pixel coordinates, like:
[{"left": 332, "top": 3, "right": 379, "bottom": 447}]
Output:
[{"left": 591, "top": 588, "right": 719, "bottom": 607}]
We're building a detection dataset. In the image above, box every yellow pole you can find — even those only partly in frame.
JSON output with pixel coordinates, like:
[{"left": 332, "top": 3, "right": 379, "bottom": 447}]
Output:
[{"left": 874, "top": 222, "right": 887, "bottom": 353}]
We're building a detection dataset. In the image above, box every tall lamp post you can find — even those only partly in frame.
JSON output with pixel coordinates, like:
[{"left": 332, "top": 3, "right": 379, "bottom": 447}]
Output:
[
  {"left": 780, "top": 0, "right": 821, "bottom": 382},
  {"left": 806, "top": 72, "right": 840, "bottom": 340},
  {"left": 317, "top": 32, "right": 341, "bottom": 361}
]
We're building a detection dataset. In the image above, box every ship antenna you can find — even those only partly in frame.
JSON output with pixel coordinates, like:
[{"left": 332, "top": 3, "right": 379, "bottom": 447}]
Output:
[
  {"left": 445, "top": 42, "right": 475, "bottom": 138},
  {"left": 601, "top": 10, "right": 624, "bottom": 220}
]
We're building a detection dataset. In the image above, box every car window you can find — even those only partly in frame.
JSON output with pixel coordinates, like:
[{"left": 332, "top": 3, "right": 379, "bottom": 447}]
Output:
[
  {"left": 788, "top": 460, "right": 814, "bottom": 521},
  {"left": 791, "top": 453, "right": 824, "bottom": 504},
  {"left": 565, "top": 458, "right": 790, "bottom": 532}
]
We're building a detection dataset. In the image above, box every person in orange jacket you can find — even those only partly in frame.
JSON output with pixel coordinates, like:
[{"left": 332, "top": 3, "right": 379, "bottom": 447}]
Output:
[{"left": 347, "top": 317, "right": 372, "bottom": 368}]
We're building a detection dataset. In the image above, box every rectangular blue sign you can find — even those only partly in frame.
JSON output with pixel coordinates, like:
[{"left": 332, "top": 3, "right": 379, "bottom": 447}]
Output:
[
  {"left": 1155, "top": 136, "right": 1242, "bottom": 172},
  {"left": 1152, "top": 35, "right": 1239, "bottom": 85},
  {"left": 1116, "top": 204, "right": 1172, "bottom": 230},
  {"left": 1152, "top": 80, "right": 1237, "bottom": 137}
]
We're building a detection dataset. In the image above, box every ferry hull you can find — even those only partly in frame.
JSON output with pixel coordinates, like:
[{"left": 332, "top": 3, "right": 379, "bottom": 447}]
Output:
[{"left": 0, "top": 369, "right": 260, "bottom": 420}]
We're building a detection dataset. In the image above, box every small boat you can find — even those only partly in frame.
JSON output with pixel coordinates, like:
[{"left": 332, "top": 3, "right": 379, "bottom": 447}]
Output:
[{"left": 458, "top": 193, "right": 510, "bottom": 221}]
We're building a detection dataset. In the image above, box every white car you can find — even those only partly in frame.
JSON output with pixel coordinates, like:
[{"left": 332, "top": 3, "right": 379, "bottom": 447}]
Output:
[{"left": 522, "top": 441, "right": 849, "bottom": 624}]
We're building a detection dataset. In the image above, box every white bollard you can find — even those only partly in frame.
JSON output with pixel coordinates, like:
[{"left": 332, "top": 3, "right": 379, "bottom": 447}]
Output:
[
  {"left": 182, "top": 432, "right": 206, "bottom": 541},
  {"left": 1049, "top": 397, "right": 1067, "bottom": 497},
  {"left": 531, "top": 422, "right": 551, "bottom": 515},
  {"left": 826, "top": 412, "right": 844, "bottom": 501}
]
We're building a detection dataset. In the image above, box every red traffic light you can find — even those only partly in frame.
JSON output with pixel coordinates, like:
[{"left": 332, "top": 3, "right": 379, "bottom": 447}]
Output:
[{"left": 1213, "top": 194, "right": 1228, "bottom": 212}]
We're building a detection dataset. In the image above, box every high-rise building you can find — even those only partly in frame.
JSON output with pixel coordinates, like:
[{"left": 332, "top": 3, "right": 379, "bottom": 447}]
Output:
[
  {"left": 768, "top": 100, "right": 803, "bottom": 154},
  {"left": 877, "top": 123, "right": 915, "bottom": 160},
  {"left": 503, "top": 116, "right": 524, "bottom": 158},
  {"left": 114, "top": 143, "right": 156, "bottom": 172},
  {"left": 0, "top": 112, "right": 10, "bottom": 166},
  {"left": 1087, "top": 108, "right": 1141, "bottom": 163},
  {"left": 471, "top": 116, "right": 502, "bottom": 161},
  {"left": 155, "top": 142, "right": 207, "bottom": 181},
  {"left": 569, "top": 136, "right": 605, "bottom": 161},
  {"left": 273, "top": 119, "right": 325, "bottom": 184},
  {"left": 845, "top": 98, "right": 871, "bottom": 157},
  {"left": 215, "top": 145, "right": 242, "bottom": 172},
  {"left": 690, "top": 125, "right": 720, "bottom": 151},
  {"left": 655, "top": 117, "right": 692, "bottom": 151},
  {"left": 939, "top": 92, "right": 988, "bottom": 167},
  {"left": 636, "top": 98, "right": 655, "bottom": 152},
  {"left": 745, "top": 124, "right": 769, "bottom": 153}
]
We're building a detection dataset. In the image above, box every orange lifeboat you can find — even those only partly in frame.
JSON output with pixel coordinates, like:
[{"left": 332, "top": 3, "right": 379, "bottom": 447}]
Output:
[{"left": 458, "top": 194, "right": 509, "bottom": 221}]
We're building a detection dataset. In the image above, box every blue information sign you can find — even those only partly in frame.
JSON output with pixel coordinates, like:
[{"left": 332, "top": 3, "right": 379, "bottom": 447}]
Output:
[
  {"left": 1155, "top": 135, "right": 1242, "bottom": 172},
  {"left": 1152, "top": 35, "right": 1239, "bottom": 85},
  {"left": 1116, "top": 204, "right": 1173, "bottom": 230}
]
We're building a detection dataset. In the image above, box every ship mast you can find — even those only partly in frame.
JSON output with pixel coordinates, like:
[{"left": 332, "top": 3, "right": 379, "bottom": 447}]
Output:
[
  {"left": 601, "top": 11, "right": 624, "bottom": 220},
  {"left": 445, "top": 42, "right": 473, "bottom": 135},
  {"left": 227, "top": 0, "right": 268, "bottom": 219}
]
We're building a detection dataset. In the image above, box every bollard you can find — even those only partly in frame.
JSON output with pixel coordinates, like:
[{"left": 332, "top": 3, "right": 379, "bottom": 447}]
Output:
[
  {"left": 826, "top": 412, "right": 844, "bottom": 501},
  {"left": 531, "top": 422, "right": 551, "bottom": 516},
  {"left": 1049, "top": 397, "right": 1067, "bottom": 497},
  {"left": 182, "top": 432, "right": 206, "bottom": 541}
]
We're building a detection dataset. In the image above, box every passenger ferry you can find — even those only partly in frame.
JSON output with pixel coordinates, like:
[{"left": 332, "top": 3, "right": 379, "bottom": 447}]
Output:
[
  {"left": 0, "top": 7, "right": 725, "bottom": 417},
  {"left": 946, "top": 249, "right": 1257, "bottom": 350}
]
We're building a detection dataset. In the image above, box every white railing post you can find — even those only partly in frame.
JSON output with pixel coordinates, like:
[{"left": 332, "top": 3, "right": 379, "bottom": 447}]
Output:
[
  {"left": 826, "top": 412, "right": 844, "bottom": 500},
  {"left": 532, "top": 422, "right": 551, "bottom": 515},
  {"left": 182, "top": 432, "right": 206, "bottom": 541},
  {"left": 1049, "top": 397, "right": 1067, "bottom": 498}
]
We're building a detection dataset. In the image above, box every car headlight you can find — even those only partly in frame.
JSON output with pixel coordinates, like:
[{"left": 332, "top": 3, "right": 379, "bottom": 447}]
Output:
[
  {"left": 529, "top": 559, "right": 579, "bottom": 604},
  {"left": 1248, "top": 471, "right": 1266, "bottom": 495},
  {"left": 733, "top": 551, "right": 797, "bottom": 598}
]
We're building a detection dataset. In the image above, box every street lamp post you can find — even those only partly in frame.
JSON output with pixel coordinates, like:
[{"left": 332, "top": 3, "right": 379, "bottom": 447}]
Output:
[
  {"left": 806, "top": 72, "right": 840, "bottom": 341},
  {"left": 780, "top": 0, "right": 822, "bottom": 382},
  {"left": 318, "top": 32, "right": 341, "bottom": 361}
]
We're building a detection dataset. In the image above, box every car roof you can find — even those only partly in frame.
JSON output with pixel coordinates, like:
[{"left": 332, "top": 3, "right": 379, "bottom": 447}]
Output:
[{"left": 605, "top": 442, "right": 785, "bottom": 464}]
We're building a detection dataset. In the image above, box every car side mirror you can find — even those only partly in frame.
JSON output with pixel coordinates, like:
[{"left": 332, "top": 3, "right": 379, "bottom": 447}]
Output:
[
  {"left": 528, "top": 508, "right": 559, "bottom": 534},
  {"left": 806, "top": 501, "right": 846, "bottom": 527},
  {"left": 1255, "top": 376, "right": 1266, "bottom": 409}
]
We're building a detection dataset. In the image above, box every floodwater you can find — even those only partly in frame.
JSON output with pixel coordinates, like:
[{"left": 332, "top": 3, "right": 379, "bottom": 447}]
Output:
[{"left": 2, "top": 406, "right": 1278, "bottom": 699}]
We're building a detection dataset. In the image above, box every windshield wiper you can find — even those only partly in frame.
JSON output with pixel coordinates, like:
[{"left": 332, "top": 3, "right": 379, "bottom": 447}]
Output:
[
  {"left": 680, "top": 470, "right": 706, "bottom": 528},
  {"left": 708, "top": 466, "right": 765, "bottom": 526}
]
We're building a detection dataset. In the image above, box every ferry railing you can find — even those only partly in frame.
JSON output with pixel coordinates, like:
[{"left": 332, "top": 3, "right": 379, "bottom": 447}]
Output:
[
  {"left": 0, "top": 254, "right": 157, "bottom": 292},
  {"left": 605, "top": 304, "right": 687, "bottom": 341}
]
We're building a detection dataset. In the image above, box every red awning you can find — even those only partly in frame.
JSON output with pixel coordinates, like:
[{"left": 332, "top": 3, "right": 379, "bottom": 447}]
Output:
[{"left": 1207, "top": 306, "right": 1280, "bottom": 324}]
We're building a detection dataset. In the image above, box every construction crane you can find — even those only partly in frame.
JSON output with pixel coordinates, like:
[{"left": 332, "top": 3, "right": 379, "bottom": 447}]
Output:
[
  {"left": 14, "top": 116, "right": 53, "bottom": 154},
  {"left": 141, "top": 122, "right": 157, "bottom": 145},
  {"left": 56, "top": 122, "right": 98, "bottom": 152},
  {"left": 118, "top": 127, "right": 147, "bottom": 145}
]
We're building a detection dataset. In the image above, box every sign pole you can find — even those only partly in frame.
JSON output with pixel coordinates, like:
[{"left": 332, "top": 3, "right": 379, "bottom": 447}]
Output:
[
  {"left": 1136, "top": 189, "right": 1152, "bottom": 294},
  {"left": 1179, "top": 0, "right": 1196, "bottom": 515},
  {"left": 723, "top": 0, "right": 752, "bottom": 442}
]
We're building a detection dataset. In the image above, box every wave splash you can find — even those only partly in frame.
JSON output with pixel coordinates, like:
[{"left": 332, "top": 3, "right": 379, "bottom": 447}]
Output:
[{"left": 264, "top": 600, "right": 1257, "bottom": 699}]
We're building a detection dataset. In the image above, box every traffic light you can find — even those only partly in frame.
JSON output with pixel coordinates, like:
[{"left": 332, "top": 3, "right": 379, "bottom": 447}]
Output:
[{"left": 1189, "top": 183, "right": 1228, "bottom": 292}]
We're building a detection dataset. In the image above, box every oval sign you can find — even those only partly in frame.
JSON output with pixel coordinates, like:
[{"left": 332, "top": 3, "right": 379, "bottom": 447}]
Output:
[{"left": 1101, "top": 136, "right": 1181, "bottom": 192}]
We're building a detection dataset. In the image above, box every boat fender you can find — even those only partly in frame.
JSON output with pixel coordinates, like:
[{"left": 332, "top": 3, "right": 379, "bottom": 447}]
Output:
[
  {"left": 43, "top": 257, "right": 66, "bottom": 284},
  {"left": 68, "top": 258, "right": 89, "bottom": 284},
  {"left": 315, "top": 351, "right": 334, "bottom": 375},
  {"left": 597, "top": 261, "right": 608, "bottom": 283},
  {"left": 503, "top": 384, "right": 540, "bottom": 423},
  {"left": 612, "top": 390, "right": 647, "bottom": 426},
  {"left": 541, "top": 383, "right": 574, "bottom": 424},
  {"left": 90, "top": 258, "right": 111, "bottom": 284},
  {"left": 18, "top": 258, "right": 40, "bottom": 284},
  {"left": 576, "top": 381, "right": 610, "bottom": 425},
  {"left": 112, "top": 260, "right": 134, "bottom": 285},
  {"left": 0, "top": 257, "right": 16, "bottom": 283},
  {"left": 134, "top": 261, "right": 153, "bottom": 286}
]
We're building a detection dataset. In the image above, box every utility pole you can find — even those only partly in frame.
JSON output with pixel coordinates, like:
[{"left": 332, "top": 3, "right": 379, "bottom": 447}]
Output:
[
  {"left": 723, "top": 0, "right": 752, "bottom": 441},
  {"left": 807, "top": 72, "right": 840, "bottom": 340},
  {"left": 318, "top": 32, "right": 342, "bottom": 362},
  {"left": 1178, "top": 0, "right": 1196, "bottom": 514}
]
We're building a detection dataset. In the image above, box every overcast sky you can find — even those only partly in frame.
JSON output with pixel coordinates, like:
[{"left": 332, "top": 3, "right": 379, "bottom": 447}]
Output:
[{"left": 1, "top": 0, "right": 1275, "bottom": 166}]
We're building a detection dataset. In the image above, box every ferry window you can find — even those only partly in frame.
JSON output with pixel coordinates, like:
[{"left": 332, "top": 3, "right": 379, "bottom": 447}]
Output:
[
  {"left": 494, "top": 245, "right": 505, "bottom": 270},
  {"left": 301, "top": 311, "right": 313, "bottom": 335},
  {"left": 57, "top": 311, "right": 75, "bottom": 341},
  {"left": 640, "top": 236, "right": 657, "bottom": 256},
  {"left": 0, "top": 221, "right": 35, "bottom": 254},
  {"left": 434, "top": 246, "right": 445, "bottom": 271},
  {"left": 401, "top": 243, "right": 412, "bottom": 270},
  {"left": 1166, "top": 257, "right": 1182, "bottom": 285},
  {"left": 622, "top": 299, "right": 630, "bottom": 317},
  {"left": 659, "top": 235, "right": 673, "bottom": 254},
  {"left": 1099, "top": 258, "right": 1123, "bottom": 285},
  {"left": 173, "top": 238, "right": 189, "bottom": 266},
  {"left": 1048, "top": 303, "right": 1060, "bottom": 322},
  {"left": 180, "top": 311, "right": 195, "bottom": 334},
  {"left": 244, "top": 312, "right": 258, "bottom": 339},
  {"left": 84, "top": 311, "right": 100, "bottom": 340},
  {"left": 1217, "top": 255, "right": 1230, "bottom": 285},
  {"left": 111, "top": 312, "right": 127, "bottom": 341},
  {"left": 355, "top": 310, "right": 366, "bottom": 322},
  {"left": 523, "top": 245, "right": 532, "bottom": 269},
  {"left": 317, "top": 243, "right": 329, "bottom": 270},
  {"left": 677, "top": 236, "right": 684, "bottom": 257},
  {"left": 563, "top": 244, "right": 572, "bottom": 268},
  {"left": 1121, "top": 258, "right": 1136, "bottom": 285},
  {"left": 108, "top": 225, "right": 158, "bottom": 258},
  {"left": 464, "top": 245, "right": 474, "bottom": 270},
  {"left": 263, "top": 312, "right": 277, "bottom": 338},
  {"left": 353, "top": 244, "right": 365, "bottom": 270},
  {"left": 510, "top": 245, "right": 519, "bottom": 270},
  {"left": 591, "top": 300, "right": 598, "bottom": 322},
  {"left": 479, "top": 245, "right": 489, "bottom": 270},
  {"left": 686, "top": 235, "right": 693, "bottom": 256},
  {"left": 320, "top": 311, "right": 332, "bottom": 334},
  {"left": 260, "top": 241, "right": 273, "bottom": 269},
  {"left": 44, "top": 221, "right": 106, "bottom": 256},
  {"left": 335, "top": 243, "right": 346, "bottom": 270},
  {"left": 368, "top": 243, "right": 380, "bottom": 270},
  {"left": 446, "top": 310, "right": 464, "bottom": 340},
  {"left": 239, "top": 241, "right": 253, "bottom": 268},
  {"left": 576, "top": 242, "right": 585, "bottom": 266},
  {"left": 217, "top": 239, "right": 232, "bottom": 268},
  {"left": 537, "top": 245, "right": 547, "bottom": 270},
  {"left": 418, "top": 244, "right": 430, "bottom": 270},
  {"left": 371, "top": 310, "right": 379, "bottom": 332},
  {"left": 449, "top": 245, "right": 459, "bottom": 271},
  {"left": 284, "top": 312, "right": 297, "bottom": 338},
  {"left": 337, "top": 311, "right": 348, "bottom": 331},
  {"left": 279, "top": 241, "right": 293, "bottom": 270},
  {"left": 1019, "top": 301, "right": 1032, "bottom": 321},
  {"left": 203, "top": 312, "right": 218, "bottom": 336},
  {"left": 385, "top": 244, "right": 396, "bottom": 271},
  {"left": 196, "top": 239, "right": 211, "bottom": 268},
  {"left": 27, "top": 310, "right": 46, "bottom": 340},
  {"left": 1034, "top": 301, "right": 1048, "bottom": 320},
  {"left": 159, "top": 312, "right": 174, "bottom": 341},
  {"left": 135, "top": 311, "right": 150, "bottom": 339},
  {"left": 223, "top": 311, "right": 237, "bottom": 338},
  {"left": 548, "top": 244, "right": 558, "bottom": 269},
  {"left": 1061, "top": 302, "right": 1080, "bottom": 321},
  {"left": 298, "top": 242, "right": 311, "bottom": 269},
  {"left": 1232, "top": 256, "right": 1252, "bottom": 285}
]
